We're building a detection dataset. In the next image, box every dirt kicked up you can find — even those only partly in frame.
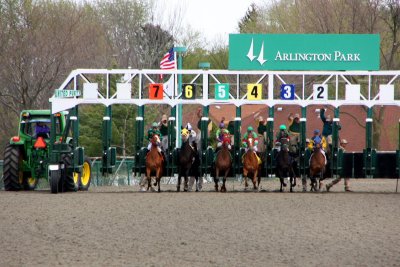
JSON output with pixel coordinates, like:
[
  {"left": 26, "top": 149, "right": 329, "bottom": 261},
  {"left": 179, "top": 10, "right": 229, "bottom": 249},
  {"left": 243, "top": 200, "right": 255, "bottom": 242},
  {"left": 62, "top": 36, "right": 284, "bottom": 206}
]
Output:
[{"left": 0, "top": 179, "right": 399, "bottom": 267}]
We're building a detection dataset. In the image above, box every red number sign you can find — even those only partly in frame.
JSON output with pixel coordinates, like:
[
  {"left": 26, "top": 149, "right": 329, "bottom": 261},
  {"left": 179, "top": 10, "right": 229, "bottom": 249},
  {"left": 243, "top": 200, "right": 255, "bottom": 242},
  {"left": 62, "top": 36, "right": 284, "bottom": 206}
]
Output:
[{"left": 149, "top": 84, "right": 163, "bottom": 99}]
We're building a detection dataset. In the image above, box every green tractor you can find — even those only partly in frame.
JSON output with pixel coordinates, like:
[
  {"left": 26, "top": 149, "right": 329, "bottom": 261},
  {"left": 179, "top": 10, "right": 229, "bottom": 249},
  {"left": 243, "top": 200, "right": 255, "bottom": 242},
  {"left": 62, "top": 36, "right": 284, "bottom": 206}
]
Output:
[{"left": 3, "top": 110, "right": 92, "bottom": 193}]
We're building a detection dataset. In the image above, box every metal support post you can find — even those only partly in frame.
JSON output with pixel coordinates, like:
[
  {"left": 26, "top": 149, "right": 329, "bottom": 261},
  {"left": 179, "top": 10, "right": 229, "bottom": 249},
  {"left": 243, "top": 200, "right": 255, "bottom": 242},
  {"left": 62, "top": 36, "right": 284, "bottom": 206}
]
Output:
[
  {"left": 234, "top": 107, "right": 242, "bottom": 176},
  {"left": 266, "top": 107, "right": 274, "bottom": 177},
  {"left": 102, "top": 106, "right": 112, "bottom": 174},
  {"left": 300, "top": 107, "right": 308, "bottom": 190},
  {"left": 175, "top": 46, "right": 187, "bottom": 147},
  {"left": 331, "top": 107, "right": 342, "bottom": 177},
  {"left": 201, "top": 106, "right": 210, "bottom": 175},
  {"left": 135, "top": 106, "right": 145, "bottom": 175},
  {"left": 363, "top": 107, "right": 376, "bottom": 178}
]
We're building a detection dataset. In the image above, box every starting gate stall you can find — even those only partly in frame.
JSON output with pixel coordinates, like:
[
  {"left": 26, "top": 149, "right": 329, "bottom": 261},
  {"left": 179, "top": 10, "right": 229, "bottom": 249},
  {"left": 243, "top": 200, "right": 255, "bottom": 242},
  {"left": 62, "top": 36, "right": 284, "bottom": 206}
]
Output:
[{"left": 49, "top": 69, "right": 400, "bottom": 182}]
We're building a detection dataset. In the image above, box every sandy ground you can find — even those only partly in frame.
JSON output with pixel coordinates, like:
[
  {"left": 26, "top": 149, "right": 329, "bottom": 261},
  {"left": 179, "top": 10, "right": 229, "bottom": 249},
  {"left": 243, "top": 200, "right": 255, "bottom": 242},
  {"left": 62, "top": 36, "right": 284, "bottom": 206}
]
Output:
[{"left": 0, "top": 179, "right": 399, "bottom": 267}]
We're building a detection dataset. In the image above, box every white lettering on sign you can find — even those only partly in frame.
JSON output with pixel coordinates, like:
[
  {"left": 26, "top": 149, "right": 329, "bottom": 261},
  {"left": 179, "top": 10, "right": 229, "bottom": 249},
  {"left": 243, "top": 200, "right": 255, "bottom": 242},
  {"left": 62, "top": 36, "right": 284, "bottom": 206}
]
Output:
[
  {"left": 334, "top": 51, "right": 361, "bottom": 61},
  {"left": 274, "top": 51, "right": 361, "bottom": 62},
  {"left": 55, "top": 90, "right": 81, "bottom": 98}
]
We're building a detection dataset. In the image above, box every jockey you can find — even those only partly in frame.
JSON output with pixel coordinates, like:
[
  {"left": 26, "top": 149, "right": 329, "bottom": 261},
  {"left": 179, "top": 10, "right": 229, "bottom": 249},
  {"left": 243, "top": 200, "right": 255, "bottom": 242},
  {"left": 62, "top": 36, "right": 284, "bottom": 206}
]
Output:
[
  {"left": 242, "top": 126, "right": 262, "bottom": 164},
  {"left": 147, "top": 122, "right": 162, "bottom": 153},
  {"left": 288, "top": 113, "right": 300, "bottom": 135},
  {"left": 275, "top": 124, "right": 290, "bottom": 144},
  {"left": 320, "top": 108, "right": 341, "bottom": 145},
  {"left": 216, "top": 122, "right": 231, "bottom": 150},
  {"left": 185, "top": 123, "right": 197, "bottom": 150},
  {"left": 308, "top": 129, "right": 327, "bottom": 165}
]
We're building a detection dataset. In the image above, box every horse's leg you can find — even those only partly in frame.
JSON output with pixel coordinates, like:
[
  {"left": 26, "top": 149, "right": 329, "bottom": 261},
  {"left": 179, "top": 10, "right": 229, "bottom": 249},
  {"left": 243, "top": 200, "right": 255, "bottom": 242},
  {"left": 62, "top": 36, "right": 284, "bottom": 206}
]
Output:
[
  {"left": 221, "top": 169, "right": 228, "bottom": 192},
  {"left": 214, "top": 168, "right": 219, "bottom": 192},
  {"left": 146, "top": 168, "right": 151, "bottom": 191},
  {"left": 184, "top": 170, "right": 189, "bottom": 192},
  {"left": 177, "top": 173, "right": 181, "bottom": 192},
  {"left": 243, "top": 169, "right": 248, "bottom": 189},
  {"left": 252, "top": 170, "right": 258, "bottom": 191},
  {"left": 156, "top": 168, "right": 161, "bottom": 193}
]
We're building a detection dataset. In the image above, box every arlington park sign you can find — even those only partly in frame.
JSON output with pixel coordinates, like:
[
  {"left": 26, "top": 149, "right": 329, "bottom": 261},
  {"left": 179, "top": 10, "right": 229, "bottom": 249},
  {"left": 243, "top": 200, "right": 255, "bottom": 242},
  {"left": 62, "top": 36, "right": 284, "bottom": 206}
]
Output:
[{"left": 228, "top": 34, "right": 380, "bottom": 70}]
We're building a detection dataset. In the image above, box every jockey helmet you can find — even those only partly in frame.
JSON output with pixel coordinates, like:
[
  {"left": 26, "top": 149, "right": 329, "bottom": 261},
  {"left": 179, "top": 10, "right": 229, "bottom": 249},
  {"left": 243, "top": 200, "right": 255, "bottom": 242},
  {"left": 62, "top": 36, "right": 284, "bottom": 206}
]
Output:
[
  {"left": 186, "top": 123, "right": 192, "bottom": 131},
  {"left": 152, "top": 122, "right": 158, "bottom": 128},
  {"left": 247, "top": 126, "right": 253, "bottom": 132},
  {"left": 313, "top": 129, "right": 320, "bottom": 134},
  {"left": 279, "top": 124, "right": 286, "bottom": 130},
  {"left": 219, "top": 122, "right": 225, "bottom": 128},
  {"left": 294, "top": 113, "right": 300, "bottom": 119},
  {"left": 306, "top": 138, "right": 311, "bottom": 143},
  {"left": 181, "top": 128, "right": 189, "bottom": 136},
  {"left": 314, "top": 136, "right": 322, "bottom": 144}
]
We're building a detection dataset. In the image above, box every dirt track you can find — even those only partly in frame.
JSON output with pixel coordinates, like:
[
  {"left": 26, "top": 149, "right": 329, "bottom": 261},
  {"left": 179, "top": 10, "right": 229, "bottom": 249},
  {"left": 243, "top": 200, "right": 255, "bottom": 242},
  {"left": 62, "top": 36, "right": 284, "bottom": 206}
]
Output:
[{"left": 0, "top": 179, "right": 399, "bottom": 267}]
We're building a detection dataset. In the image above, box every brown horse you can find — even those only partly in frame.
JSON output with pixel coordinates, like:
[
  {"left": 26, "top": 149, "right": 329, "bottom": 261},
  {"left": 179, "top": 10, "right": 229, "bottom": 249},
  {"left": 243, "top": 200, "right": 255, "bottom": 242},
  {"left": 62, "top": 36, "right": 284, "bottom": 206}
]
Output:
[
  {"left": 145, "top": 134, "right": 163, "bottom": 192},
  {"left": 309, "top": 143, "right": 326, "bottom": 191},
  {"left": 243, "top": 137, "right": 260, "bottom": 190},
  {"left": 215, "top": 134, "right": 232, "bottom": 192}
]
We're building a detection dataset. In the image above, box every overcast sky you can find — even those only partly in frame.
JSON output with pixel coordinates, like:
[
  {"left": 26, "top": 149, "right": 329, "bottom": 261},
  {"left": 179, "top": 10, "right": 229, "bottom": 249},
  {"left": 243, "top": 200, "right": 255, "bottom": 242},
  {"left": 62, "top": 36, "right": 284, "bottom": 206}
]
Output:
[{"left": 156, "top": 0, "right": 265, "bottom": 45}]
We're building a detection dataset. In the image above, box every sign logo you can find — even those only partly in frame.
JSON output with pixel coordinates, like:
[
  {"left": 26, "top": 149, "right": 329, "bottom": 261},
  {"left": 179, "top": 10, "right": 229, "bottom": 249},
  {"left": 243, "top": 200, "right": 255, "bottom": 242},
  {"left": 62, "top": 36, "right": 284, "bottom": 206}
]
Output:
[{"left": 247, "top": 38, "right": 267, "bottom": 65}]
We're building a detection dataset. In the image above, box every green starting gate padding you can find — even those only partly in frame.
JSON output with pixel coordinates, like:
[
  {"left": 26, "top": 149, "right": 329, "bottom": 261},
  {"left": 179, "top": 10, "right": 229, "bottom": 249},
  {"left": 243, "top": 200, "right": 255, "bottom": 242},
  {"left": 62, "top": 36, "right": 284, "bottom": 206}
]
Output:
[{"left": 363, "top": 148, "right": 377, "bottom": 177}]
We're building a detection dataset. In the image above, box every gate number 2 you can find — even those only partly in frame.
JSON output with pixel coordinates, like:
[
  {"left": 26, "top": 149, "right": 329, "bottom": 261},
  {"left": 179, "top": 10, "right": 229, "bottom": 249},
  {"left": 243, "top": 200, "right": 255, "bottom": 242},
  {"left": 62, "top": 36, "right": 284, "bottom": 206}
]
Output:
[{"left": 313, "top": 84, "right": 328, "bottom": 100}]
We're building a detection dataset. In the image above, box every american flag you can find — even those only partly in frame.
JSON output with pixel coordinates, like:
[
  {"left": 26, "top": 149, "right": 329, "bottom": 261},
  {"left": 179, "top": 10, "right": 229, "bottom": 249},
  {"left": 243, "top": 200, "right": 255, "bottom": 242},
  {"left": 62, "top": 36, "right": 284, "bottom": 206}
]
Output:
[{"left": 160, "top": 47, "right": 176, "bottom": 70}]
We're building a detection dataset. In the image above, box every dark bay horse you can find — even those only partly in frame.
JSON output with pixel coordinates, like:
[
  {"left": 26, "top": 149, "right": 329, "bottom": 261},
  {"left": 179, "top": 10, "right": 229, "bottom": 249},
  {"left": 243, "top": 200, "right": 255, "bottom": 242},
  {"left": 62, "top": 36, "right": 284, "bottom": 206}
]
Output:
[
  {"left": 309, "top": 142, "right": 326, "bottom": 191},
  {"left": 145, "top": 134, "right": 163, "bottom": 192},
  {"left": 275, "top": 138, "right": 296, "bottom": 192},
  {"left": 215, "top": 134, "right": 232, "bottom": 192},
  {"left": 243, "top": 137, "right": 260, "bottom": 190},
  {"left": 177, "top": 130, "right": 196, "bottom": 192}
]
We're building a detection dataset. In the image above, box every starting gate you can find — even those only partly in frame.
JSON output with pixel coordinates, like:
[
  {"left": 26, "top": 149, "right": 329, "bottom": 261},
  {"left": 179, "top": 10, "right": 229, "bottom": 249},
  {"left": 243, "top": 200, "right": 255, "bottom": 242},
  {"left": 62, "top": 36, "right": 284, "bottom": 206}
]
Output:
[{"left": 50, "top": 69, "right": 400, "bottom": 179}]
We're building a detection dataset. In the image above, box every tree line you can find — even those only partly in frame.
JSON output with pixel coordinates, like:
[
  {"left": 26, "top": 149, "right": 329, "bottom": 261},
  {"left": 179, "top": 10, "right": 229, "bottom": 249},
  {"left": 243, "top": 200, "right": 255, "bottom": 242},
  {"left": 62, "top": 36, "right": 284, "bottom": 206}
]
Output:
[{"left": 0, "top": 0, "right": 398, "bottom": 158}]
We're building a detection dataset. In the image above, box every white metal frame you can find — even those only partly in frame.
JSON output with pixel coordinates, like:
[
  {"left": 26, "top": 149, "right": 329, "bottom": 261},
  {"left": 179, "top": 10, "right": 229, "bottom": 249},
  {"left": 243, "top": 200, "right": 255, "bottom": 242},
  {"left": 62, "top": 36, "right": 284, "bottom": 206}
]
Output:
[{"left": 50, "top": 69, "right": 400, "bottom": 114}]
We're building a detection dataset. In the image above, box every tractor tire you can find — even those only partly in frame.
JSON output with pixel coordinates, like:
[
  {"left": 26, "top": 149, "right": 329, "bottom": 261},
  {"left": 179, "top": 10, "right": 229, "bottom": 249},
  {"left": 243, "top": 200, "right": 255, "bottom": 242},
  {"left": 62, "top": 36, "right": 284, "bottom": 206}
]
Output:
[
  {"left": 3, "top": 144, "right": 23, "bottom": 191},
  {"left": 61, "top": 154, "right": 79, "bottom": 192},
  {"left": 79, "top": 157, "right": 92, "bottom": 191},
  {"left": 49, "top": 170, "right": 60, "bottom": 194}
]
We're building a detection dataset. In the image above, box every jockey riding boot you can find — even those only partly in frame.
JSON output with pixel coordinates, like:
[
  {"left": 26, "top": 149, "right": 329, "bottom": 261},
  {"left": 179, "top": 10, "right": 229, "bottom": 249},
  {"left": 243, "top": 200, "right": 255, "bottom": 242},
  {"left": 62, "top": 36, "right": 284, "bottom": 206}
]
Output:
[{"left": 254, "top": 151, "right": 261, "bottom": 165}]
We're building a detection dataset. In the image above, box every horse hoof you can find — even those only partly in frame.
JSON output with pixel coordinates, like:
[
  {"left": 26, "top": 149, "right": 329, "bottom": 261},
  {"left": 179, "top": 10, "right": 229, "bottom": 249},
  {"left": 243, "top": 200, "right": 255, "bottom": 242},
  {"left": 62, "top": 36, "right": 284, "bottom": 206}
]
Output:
[{"left": 177, "top": 187, "right": 180, "bottom": 192}]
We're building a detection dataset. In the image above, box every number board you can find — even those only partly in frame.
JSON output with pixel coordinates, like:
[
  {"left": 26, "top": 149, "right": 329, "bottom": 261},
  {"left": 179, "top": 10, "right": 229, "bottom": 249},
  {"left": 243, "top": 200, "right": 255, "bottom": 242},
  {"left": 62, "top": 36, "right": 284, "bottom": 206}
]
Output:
[
  {"left": 280, "top": 84, "right": 295, "bottom": 100},
  {"left": 247, "top": 84, "right": 262, "bottom": 100},
  {"left": 215, "top": 83, "right": 230, "bottom": 100},
  {"left": 149, "top": 83, "right": 163, "bottom": 99},
  {"left": 183, "top": 84, "right": 196, "bottom": 99},
  {"left": 313, "top": 84, "right": 328, "bottom": 100}
]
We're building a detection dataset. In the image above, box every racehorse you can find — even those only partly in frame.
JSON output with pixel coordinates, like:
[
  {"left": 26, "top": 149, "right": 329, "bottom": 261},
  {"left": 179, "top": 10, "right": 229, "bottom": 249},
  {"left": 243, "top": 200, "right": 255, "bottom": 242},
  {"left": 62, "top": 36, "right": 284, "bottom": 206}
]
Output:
[
  {"left": 177, "top": 131, "right": 196, "bottom": 192},
  {"left": 243, "top": 137, "right": 261, "bottom": 190},
  {"left": 145, "top": 134, "right": 163, "bottom": 192},
  {"left": 309, "top": 142, "right": 326, "bottom": 191},
  {"left": 214, "top": 134, "right": 232, "bottom": 192},
  {"left": 275, "top": 138, "right": 296, "bottom": 192}
]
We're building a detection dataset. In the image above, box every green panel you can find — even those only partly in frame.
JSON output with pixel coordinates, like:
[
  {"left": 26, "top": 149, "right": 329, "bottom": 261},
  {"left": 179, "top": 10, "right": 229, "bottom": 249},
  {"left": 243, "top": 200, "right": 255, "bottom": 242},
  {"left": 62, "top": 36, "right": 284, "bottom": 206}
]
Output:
[
  {"left": 215, "top": 83, "right": 230, "bottom": 100},
  {"left": 229, "top": 34, "right": 380, "bottom": 70}
]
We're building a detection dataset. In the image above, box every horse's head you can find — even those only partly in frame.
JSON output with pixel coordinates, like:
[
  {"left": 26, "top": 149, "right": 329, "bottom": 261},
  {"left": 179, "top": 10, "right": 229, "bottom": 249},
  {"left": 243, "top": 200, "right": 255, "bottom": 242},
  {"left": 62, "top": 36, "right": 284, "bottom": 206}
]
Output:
[
  {"left": 151, "top": 134, "right": 160, "bottom": 145},
  {"left": 247, "top": 137, "right": 254, "bottom": 150}
]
